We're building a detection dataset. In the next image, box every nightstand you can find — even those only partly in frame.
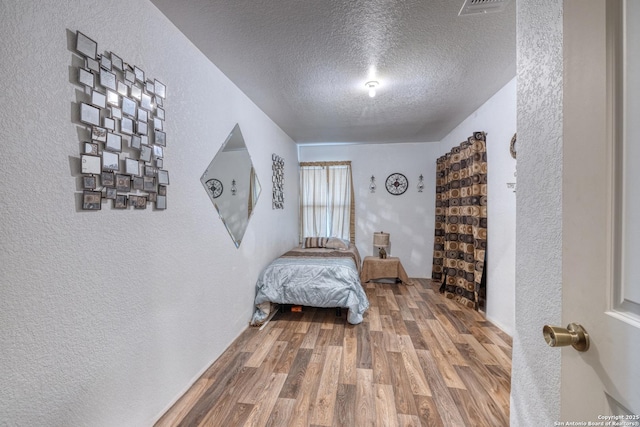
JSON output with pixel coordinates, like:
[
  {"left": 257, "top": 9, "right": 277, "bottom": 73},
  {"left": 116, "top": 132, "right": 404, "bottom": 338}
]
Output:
[{"left": 360, "top": 256, "right": 413, "bottom": 285}]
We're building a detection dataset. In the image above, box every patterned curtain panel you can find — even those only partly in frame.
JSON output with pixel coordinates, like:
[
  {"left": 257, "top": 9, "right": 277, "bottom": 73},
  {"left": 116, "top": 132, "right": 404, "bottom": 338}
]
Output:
[{"left": 431, "top": 132, "right": 488, "bottom": 310}]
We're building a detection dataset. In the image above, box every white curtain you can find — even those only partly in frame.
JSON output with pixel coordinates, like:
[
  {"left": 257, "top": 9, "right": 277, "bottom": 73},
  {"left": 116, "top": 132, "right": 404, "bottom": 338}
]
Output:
[{"left": 300, "top": 162, "right": 353, "bottom": 242}]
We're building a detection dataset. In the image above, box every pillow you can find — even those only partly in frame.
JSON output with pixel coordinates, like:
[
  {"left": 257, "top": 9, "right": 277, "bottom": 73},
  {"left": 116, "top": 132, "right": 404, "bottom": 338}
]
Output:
[
  {"left": 325, "top": 237, "right": 349, "bottom": 250},
  {"left": 302, "top": 237, "right": 329, "bottom": 248}
]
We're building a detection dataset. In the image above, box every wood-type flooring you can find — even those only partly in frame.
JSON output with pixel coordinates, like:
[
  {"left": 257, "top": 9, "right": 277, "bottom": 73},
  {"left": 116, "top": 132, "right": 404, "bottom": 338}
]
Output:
[{"left": 156, "top": 279, "right": 512, "bottom": 427}]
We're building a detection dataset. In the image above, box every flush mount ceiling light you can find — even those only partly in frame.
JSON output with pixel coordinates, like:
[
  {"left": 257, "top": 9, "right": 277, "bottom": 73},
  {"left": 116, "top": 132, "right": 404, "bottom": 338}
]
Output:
[{"left": 365, "top": 81, "right": 379, "bottom": 98}]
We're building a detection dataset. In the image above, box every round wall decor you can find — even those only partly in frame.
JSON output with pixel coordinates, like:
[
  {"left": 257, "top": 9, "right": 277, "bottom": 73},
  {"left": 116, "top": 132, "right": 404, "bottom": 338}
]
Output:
[
  {"left": 385, "top": 173, "right": 409, "bottom": 195},
  {"left": 206, "top": 178, "right": 223, "bottom": 198}
]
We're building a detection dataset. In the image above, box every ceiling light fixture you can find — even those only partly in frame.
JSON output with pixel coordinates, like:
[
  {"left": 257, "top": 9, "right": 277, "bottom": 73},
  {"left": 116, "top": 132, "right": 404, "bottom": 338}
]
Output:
[{"left": 365, "top": 81, "right": 379, "bottom": 98}]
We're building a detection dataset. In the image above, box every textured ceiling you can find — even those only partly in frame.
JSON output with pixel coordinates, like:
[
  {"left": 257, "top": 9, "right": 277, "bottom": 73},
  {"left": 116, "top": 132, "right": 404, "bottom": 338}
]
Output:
[{"left": 149, "top": 0, "right": 516, "bottom": 144}]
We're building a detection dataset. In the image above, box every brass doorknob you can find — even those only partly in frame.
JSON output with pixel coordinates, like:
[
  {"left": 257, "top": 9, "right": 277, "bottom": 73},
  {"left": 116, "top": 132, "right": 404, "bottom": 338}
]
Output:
[{"left": 543, "top": 323, "right": 590, "bottom": 352}]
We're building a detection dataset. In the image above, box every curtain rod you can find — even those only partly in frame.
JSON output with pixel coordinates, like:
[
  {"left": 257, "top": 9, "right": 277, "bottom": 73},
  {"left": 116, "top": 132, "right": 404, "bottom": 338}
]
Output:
[{"left": 299, "top": 161, "right": 351, "bottom": 167}]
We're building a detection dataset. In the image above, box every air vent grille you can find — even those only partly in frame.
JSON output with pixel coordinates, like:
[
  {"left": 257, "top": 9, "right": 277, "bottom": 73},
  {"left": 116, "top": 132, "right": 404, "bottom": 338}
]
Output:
[{"left": 458, "top": 0, "right": 510, "bottom": 16}]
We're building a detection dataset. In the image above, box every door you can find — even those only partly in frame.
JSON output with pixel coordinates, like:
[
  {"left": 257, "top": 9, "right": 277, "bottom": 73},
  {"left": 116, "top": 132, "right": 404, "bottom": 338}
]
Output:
[{"left": 562, "top": 0, "right": 640, "bottom": 419}]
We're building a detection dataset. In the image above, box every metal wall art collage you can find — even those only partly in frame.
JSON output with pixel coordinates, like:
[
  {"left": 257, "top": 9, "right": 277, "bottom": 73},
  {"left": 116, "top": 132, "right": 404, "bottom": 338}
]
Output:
[
  {"left": 74, "top": 31, "right": 168, "bottom": 210},
  {"left": 272, "top": 154, "right": 284, "bottom": 209}
]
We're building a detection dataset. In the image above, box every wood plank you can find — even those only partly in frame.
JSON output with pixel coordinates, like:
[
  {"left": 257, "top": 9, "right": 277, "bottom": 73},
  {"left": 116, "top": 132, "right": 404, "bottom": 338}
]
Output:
[
  {"left": 292, "top": 308, "right": 316, "bottom": 334},
  {"left": 397, "top": 335, "right": 432, "bottom": 397},
  {"left": 289, "top": 352, "right": 324, "bottom": 427},
  {"left": 432, "top": 305, "right": 465, "bottom": 344},
  {"left": 490, "top": 324, "right": 513, "bottom": 347},
  {"left": 467, "top": 324, "right": 493, "bottom": 345},
  {"left": 244, "top": 327, "right": 283, "bottom": 368},
  {"left": 313, "top": 329, "right": 333, "bottom": 355},
  {"left": 380, "top": 314, "right": 395, "bottom": 333},
  {"left": 300, "top": 322, "right": 321, "bottom": 349},
  {"left": 185, "top": 365, "right": 256, "bottom": 426},
  {"left": 310, "top": 345, "right": 343, "bottom": 425},
  {"left": 243, "top": 322, "right": 275, "bottom": 353},
  {"left": 238, "top": 341, "right": 288, "bottom": 404},
  {"left": 414, "top": 395, "right": 444, "bottom": 427},
  {"left": 333, "top": 383, "right": 356, "bottom": 427},
  {"left": 329, "top": 317, "right": 345, "bottom": 346},
  {"left": 425, "top": 319, "right": 469, "bottom": 366},
  {"left": 274, "top": 332, "right": 305, "bottom": 374},
  {"left": 371, "top": 331, "right": 391, "bottom": 385},
  {"left": 397, "top": 414, "right": 421, "bottom": 427},
  {"left": 383, "top": 330, "right": 400, "bottom": 353},
  {"left": 274, "top": 319, "right": 297, "bottom": 342},
  {"left": 368, "top": 306, "right": 382, "bottom": 332},
  {"left": 454, "top": 343, "right": 510, "bottom": 408},
  {"left": 210, "top": 403, "right": 252, "bottom": 427},
  {"left": 411, "top": 300, "right": 436, "bottom": 324},
  {"left": 407, "top": 282, "right": 427, "bottom": 300},
  {"left": 455, "top": 365, "right": 510, "bottom": 426},
  {"left": 439, "top": 304, "right": 471, "bottom": 335},
  {"left": 381, "top": 314, "right": 400, "bottom": 353},
  {"left": 278, "top": 348, "right": 313, "bottom": 399},
  {"left": 355, "top": 368, "right": 376, "bottom": 426},
  {"left": 404, "top": 320, "right": 428, "bottom": 350},
  {"left": 396, "top": 295, "right": 416, "bottom": 321},
  {"left": 390, "top": 310, "right": 409, "bottom": 336},
  {"left": 385, "top": 289, "right": 400, "bottom": 311},
  {"left": 376, "top": 284, "right": 389, "bottom": 297},
  {"left": 415, "top": 349, "right": 466, "bottom": 426},
  {"left": 461, "top": 333, "right": 498, "bottom": 365},
  {"left": 265, "top": 398, "right": 296, "bottom": 427},
  {"left": 484, "top": 364, "right": 512, "bottom": 407},
  {"left": 416, "top": 315, "right": 445, "bottom": 354},
  {"left": 173, "top": 352, "right": 252, "bottom": 427},
  {"left": 377, "top": 294, "right": 391, "bottom": 316},
  {"left": 449, "top": 388, "right": 496, "bottom": 427},
  {"left": 364, "top": 285, "right": 377, "bottom": 307},
  {"left": 483, "top": 343, "right": 512, "bottom": 370},
  {"left": 356, "top": 320, "right": 372, "bottom": 369},
  {"left": 241, "top": 373, "right": 288, "bottom": 427},
  {"left": 375, "top": 383, "right": 399, "bottom": 427},
  {"left": 397, "top": 285, "right": 419, "bottom": 309},
  {"left": 340, "top": 325, "right": 357, "bottom": 385},
  {"left": 429, "top": 344, "right": 466, "bottom": 390},
  {"left": 481, "top": 323, "right": 512, "bottom": 349},
  {"left": 388, "top": 352, "right": 419, "bottom": 417}
]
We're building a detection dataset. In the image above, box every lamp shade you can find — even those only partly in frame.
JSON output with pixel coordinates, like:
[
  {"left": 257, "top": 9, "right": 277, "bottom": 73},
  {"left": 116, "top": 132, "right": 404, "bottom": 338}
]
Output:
[{"left": 373, "top": 232, "right": 390, "bottom": 247}]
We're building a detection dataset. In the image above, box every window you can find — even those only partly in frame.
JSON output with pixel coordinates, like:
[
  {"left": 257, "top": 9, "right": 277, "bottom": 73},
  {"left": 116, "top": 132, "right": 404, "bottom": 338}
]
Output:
[{"left": 299, "top": 161, "right": 354, "bottom": 242}]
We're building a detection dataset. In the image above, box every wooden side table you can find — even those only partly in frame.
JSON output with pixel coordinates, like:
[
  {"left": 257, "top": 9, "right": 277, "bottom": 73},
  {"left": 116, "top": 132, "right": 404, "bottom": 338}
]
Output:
[{"left": 360, "top": 256, "right": 413, "bottom": 285}]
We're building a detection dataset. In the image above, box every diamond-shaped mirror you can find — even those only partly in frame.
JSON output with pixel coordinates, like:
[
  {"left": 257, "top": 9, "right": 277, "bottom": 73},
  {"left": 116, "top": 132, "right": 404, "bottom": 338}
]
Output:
[{"left": 200, "top": 124, "right": 261, "bottom": 248}]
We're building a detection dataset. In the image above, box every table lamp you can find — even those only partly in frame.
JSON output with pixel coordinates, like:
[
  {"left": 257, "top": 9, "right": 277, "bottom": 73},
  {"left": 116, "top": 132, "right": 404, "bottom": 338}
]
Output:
[{"left": 373, "top": 231, "right": 390, "bottom": 259}]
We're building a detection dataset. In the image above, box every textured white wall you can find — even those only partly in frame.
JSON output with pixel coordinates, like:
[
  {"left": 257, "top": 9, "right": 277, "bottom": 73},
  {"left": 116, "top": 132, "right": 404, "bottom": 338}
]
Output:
[
  {"left": 298, "top": 77, "right": 516, "bottom": 335},
  {"left": 511, "top": 1, "right": 563, "bottom": 425},
  {"left": 0, "top": 0, "right": 298, "bottom": 425}
]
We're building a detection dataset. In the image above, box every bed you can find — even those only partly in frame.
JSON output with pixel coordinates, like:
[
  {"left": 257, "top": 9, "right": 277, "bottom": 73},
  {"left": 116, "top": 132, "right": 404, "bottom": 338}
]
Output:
[{"left": 250, "top": 237, "right": 369, "bottom": 325}]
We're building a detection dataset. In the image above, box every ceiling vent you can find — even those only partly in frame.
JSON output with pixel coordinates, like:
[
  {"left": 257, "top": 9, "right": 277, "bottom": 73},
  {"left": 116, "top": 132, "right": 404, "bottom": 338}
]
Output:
[{"left": 458, "top": 0, "right": 510, "bottom": 16}]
